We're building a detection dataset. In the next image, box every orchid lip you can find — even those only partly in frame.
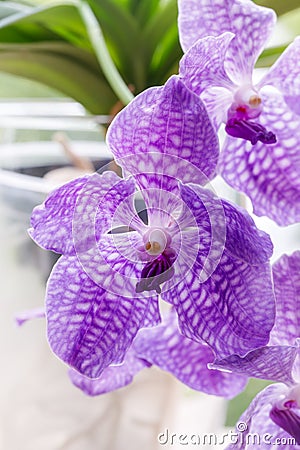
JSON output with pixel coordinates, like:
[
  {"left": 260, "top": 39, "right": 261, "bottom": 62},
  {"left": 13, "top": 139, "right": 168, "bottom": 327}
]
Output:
[
  {"left": 233, "top": 85, "right": 262, "bottom": 112},
  {"left": 225, "top": 118, "right": 277, "bottom": 145},
  {"left": 135, "top": 248, "right": 177, "bottom": 294}
]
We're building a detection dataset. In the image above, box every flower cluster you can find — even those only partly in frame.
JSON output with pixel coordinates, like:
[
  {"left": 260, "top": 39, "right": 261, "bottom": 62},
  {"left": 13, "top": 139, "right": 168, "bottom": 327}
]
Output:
[
  {"left": 27, "top": 0, "right": 300, "bottom": 447},
  {"left": 178, "top": 0, "right": 300, "bottom": 225}
]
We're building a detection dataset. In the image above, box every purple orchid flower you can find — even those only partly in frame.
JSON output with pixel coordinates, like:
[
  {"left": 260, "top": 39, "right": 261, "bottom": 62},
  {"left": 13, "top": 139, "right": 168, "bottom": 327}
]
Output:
[
  {"left": 212, "top": 251, "right": 300, "bottom": 448},
  {"left": 29, "top": 76, "right": 275, "bottom": 379},
  {"left": 69, "top": 309, "right": 247, "bottom": 398},
  {"left": 177, "top": 0, "right": 300, "bottom": 225}
]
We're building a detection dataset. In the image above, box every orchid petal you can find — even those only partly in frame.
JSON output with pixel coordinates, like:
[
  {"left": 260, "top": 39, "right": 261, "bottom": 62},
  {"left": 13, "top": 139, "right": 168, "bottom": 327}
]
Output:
[
  {"left": 75, "top": 232, "right": 155, "bottom": 300},
  {"left": 29, "top": 172, "right": 138, "bottom": 255},
  {"left": 136, "top": 175, "right": 183, "bottom": 229},
  {"left": 46, "top": 253, "right": 160, "bottom": 378},
  {"left": 162, "top": 184, "right": 275, "bottom": 359},
  {"left": 226, "top": 384, "right": 293, "bottom": 450},
  {"left": 270, "top": 252, "right": 300, "bottom": 346},
  {"left": 219, "top": 90, "right": 300, "bottom": 225},
  {"left": 29, "top": 175, "right": 88, "bottom": 255},
  {"left": 69, "top": 349, "right": 149, "bottom": 396},
  {"left": 106, "top": 76, "right": 219, "bottom": 188},
  {"left": 213, "top": 344, "right": 299, "bottom": 385},
  {"left": 179, "top": 33, "right": 235, "bottom": 94},
  {"left": 135, "top": 311, "right": 247, "bottom": 398},
  {"left": 178, "top": 0, "right": 276, "bottom": 83},
  {"left": 284, "top": 95, "right": 300, "bottom": 116},
  {"left": 201, "top": 86, "right": 234, "bottom": 130},
  {"left": 259, "top": 37, "right": 300, "bottom": 99}
]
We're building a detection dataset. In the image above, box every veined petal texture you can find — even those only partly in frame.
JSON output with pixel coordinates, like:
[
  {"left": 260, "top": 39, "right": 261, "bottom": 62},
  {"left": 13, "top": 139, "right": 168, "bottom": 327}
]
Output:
[
  {"left": 213, "top": 344, "right": 299, "bottom": 385},
  {"left": 179, "top": 33, "right": 236, "bottom": 93},
  {"left": 270, "top": 252, "right": 300, "bottom": 346},
  {"left": 135, "top": 310, "right": 247, "bottom": 398},
  {"left": 259, "top": 37, "right": 300, "bottom": 99},
  {"left": 29, "top": 172, "right": 137, "bottom": 255},
  {"left": 46, "top": 254, "right": 160, "bottom": 378},
  {"left": 68, "top": 348, "right": 149, "bottom": 396},
  {"left": 219, "top": 90, "right": 300, "bottom": 225},
  {"left": 106, "top": 76, "right": 219, "bottom": 187},
  {"left": 162, "top": 184, "right": 275, "bottom": 359},
  {"left": 226, "top": 384, "right": 296, "bottom": 450},
  {"left": 178, "top": 0, "right": 276, "bottom": 83}
]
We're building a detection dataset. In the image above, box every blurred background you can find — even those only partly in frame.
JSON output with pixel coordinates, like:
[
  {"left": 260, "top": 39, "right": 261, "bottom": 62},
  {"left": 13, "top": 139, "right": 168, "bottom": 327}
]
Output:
[{"left": 0, "top": 0, "right": 300, "bottom": 449}]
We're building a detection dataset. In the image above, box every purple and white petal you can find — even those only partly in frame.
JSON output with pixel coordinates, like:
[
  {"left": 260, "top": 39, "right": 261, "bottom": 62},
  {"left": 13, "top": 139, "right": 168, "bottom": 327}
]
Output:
[
  {"left": 226, "top": 384, "right": 296, "bottom": 450},
  {"left": 162, "top": 184, "right": 275, "bottom": 359},
  {"left": 69, "top": 349, "right": 149, "bottom": 396},
  {"left": 213, "top": 344, "right": 299, "bottom": 385},
  {"left": 46, "top": 254, "right": 160, "bottom": 378},
  {"left": 178, "top": 0, "right": 276, "bottom": 83},
  {"left": 161, "top": 185, "right": 226, "bottom": 294},
  {"left": 107, "top": 75, "right": 219, "bottom": 187},
  {"left": 181, "top": 184, "right": 273, "bottom": 266},
  {"left": 259, "top": 37, "right": 300, "bottom": 99},
  {"left": 270, "top": 252, "right": 300, "bottom": 346},
  {"left": 29, "top": 175, "right": 88, "bottom": 255},
  {"left": 201, "top": 86, "right": 234, "bottom": 130},
  {"left": 136, "top": 175, "right": 183, "bottom": 229},
  {"left": 135, "top": 311, "right": 247, "bottom": 398},
  {"left": 219, "top": 90, "right": 300, "bottom": 225},
  {"left": 77, "top": 232, "right": 156, "bottom": 300},
  {"left": 284, "top": 95, "right": 300, "bottom": 116},
  {"left": 29, "top": 172, "right": 137, "bottom": 255},
  {"left": 179, "top": 33, "right": 236, "bottom": 94}
]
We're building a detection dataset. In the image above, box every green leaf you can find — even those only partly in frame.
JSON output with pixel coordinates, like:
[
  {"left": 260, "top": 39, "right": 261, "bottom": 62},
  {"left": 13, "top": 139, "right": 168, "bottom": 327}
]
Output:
[
  {"left": 0, "top": 1, "right": 133, "bottom": 108},
  {"left": 254, "top": 0, "right": 300, "bottom": 16},
  {"left": 149, "top": 21, "right": 182, "bottom": 85},
  {"left": 86, "top": 0, "right": 146, "bottom": 89},
  {"left": 256, "top": 44, "right": 288, "bottom": 68},
  {"left": 0, "top": 0, "right": 184, "bottom": 111},
  {"left": 142, "top": 0, "right": 178, "bottom": 62},
  {"left": 0, "top": 3, "right": 90, "bottom": 46},
  {"left": 134, "top": 0, "right": 160, "bottom": 25},
  {"left": 0, "top": 1, "right": 30, "bottom": 19},
  {"left": 78, "top": 1, "right": 134, "bottom": 105},
  {"left": 0, "top": 41, "right": 117, "bottom": 113}
]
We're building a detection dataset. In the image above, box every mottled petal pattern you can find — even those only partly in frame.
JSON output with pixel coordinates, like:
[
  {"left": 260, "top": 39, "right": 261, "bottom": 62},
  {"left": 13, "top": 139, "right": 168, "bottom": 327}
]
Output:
[
  {"left": 29, "top": 172, "right": 137, "bottom": 255},
  {"left": 284, "top": 95, "right": 300, "bottom": 116},
  {"left": 178, "top": 0, "right": 276, "bottom": 83},
  {"left": 226, "top": 384, "right": 296, "bottom": 450},
  {"left": 179, "top": 33, "right": 235, "bottom": 94},
  {"left": 270, "top": 252, "right": 300, "bottom": 346},
  {"left": 213, "top": 344, "right": 299, "bottom": 385},
  {"left": 69, "top": 349, "right": 149, "bottom": 396},
  {"left": 29, "top": 175, "right": 88, "bottom": 254},
  {"left": 76, "top": 233, "right": 156, "bottom": 300},
  {"left": 201, "top": 86, "right": 234, "bottom": 130},
  {"left": 162, "top": 184, "right": 275, "bottom": 358},
  {"left": 46, "top": 254, "right": 160, "bottom": 378},
  {"left": 136, "top": 174, "right": 183, "bottom": 229},
  {"left": 107, "top": 76, "right": 219, "bottom": 187},
  {"left": 219, "top": 90, "right": 300, "bottom": 225},
  {"left": 259, "top": 37, "right": 300, "bottom": 98},
  {"left": 135, "top": 311, "right": 247, "bottom": 397}
]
